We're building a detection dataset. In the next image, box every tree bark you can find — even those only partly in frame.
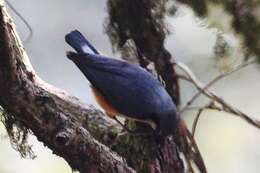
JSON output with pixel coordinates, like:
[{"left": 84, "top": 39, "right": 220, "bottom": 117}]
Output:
[
  {"left": 0, "top": 2, "right": 135, "bottom": 173},
  {"left": 0, "top": 1, "right": 184, "bottom": 173}
]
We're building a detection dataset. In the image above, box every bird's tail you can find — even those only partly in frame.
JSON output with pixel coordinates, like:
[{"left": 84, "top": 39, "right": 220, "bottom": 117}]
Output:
[
  {"left": 65, "top": 30, "right": 99, "bottom": 54},
  {"left": 176, "top": 119, "right": 207, "bottom": 173}
]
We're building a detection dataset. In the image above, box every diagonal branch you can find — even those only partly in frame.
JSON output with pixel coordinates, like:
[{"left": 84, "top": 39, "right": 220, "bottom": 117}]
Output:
[
  {"left": 176, "top": 62, "right": 260, "bottom": 129},
  {"left": 0, "top": 1, "right": 135, "bottom": 173},
  {"left": 180, "top": 59, "right": 256, "bottom": 113}
]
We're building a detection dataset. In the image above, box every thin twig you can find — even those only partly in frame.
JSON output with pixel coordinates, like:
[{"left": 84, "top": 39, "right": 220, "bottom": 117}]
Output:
[
  {"left": 192, "top": 108, "right": 204, "bottom": 137},
  {"left": 180, "top": 60, "right": 256, "bottom": 113},
  {"left": 191, "top": 102, "right": 215, "bottom": 137},
  {"left": 175, "top": 61, "right": 260, "bottom": 129},
  {"left": 5, "top": 0, "right": 33, "bottom": 43}
]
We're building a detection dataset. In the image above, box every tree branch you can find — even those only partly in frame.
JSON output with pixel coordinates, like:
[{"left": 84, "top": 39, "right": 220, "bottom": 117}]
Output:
[
  {"left": 180, "top": 59, "right": 256, "bottom": 113},
  {"left": 0, "top": 1, "right": 135, "bottom": 173},
  {"left": 176, "top": 62, "right": 260, "bottom": 129}
]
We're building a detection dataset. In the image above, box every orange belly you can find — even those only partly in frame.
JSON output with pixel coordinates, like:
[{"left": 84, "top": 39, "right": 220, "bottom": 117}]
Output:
[
  {"left": 91, "top": 86, "right": 156, "bottom": 128},
  {"left": 91, "top": 86, "right": 119, "bottom": 118}
]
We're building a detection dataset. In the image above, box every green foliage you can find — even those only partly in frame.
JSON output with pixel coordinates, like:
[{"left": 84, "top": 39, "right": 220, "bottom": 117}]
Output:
[
  {"left": 175, "top": 0, "right": 260, "bottom": 60},
  {"left": 214, "top": 33, "right": 231, "bottom": 59},
  {"left": 0, "top": 107, "right": 35, "bottom": 159},
  {"left": 223, "top": 1, "right": 260, "bottom": 58}
]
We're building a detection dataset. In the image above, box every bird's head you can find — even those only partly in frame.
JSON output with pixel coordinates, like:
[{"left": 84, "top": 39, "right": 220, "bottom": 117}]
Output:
[{"left": 154, "top": 110, "right": 179, "bottom": 137}]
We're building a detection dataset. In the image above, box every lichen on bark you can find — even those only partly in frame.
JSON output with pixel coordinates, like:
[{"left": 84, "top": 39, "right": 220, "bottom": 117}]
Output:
[{"left": 0, "top": 106, "right": 36, "bottom": 159}]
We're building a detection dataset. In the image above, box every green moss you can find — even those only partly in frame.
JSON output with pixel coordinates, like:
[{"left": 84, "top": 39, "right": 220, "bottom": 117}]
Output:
[
  {"left": 105, "top": 0, "right": 169, "bottom": 56},
  {"left": 176, "top": 0, "right": 260, "bottom": 59},
  {"left": 0, "top": 106, "right": 36, "bottom": 159},
  {"left": 176, "top": 0, "right": 208, "bottom": 16},
  {"left": 111, "top": 120, "right": 158, "bottom": 172},
  {"left": 87, "top": 122, "right": 119, "bottom": 146}
]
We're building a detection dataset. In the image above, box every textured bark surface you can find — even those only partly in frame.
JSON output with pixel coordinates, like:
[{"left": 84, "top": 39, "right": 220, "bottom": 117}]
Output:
[
  {"left": 0, "top": 1, "right": 186, "bottom": 173},
  {"left": 0, "top": 2, "right": 135, "bottom": 173}
]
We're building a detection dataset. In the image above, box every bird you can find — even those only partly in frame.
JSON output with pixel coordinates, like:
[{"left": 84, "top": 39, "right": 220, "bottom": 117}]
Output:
[
  {"left": 65, "top": 30, "right": 207, "bottom": 173},
  {"left": 65, "top": 30, "right": 178, "bottom": 136}
]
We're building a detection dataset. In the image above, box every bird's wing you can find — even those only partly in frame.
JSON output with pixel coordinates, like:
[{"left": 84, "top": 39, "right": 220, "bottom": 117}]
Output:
[{"left": 67, "top": 52, "right": 175, "bottom": 121}]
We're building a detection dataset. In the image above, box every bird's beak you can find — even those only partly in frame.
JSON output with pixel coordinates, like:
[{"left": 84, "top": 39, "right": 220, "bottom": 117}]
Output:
[{"left": 147, "top": 120, "right": 157, "bottom": 130}]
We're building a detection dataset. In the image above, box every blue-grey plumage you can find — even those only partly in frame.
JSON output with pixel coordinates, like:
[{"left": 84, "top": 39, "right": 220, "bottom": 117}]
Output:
[
  {"left": 66, "top": 30, "right": 178, "bottom": 136},
  {"left": 67, "top": 52, "right": 176, "bottom": 119}
]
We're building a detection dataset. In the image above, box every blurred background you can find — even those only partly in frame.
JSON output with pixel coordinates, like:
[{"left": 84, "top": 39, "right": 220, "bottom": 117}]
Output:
[{"left": 1, "top": 0, "right": 260, "bottom": 173}]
